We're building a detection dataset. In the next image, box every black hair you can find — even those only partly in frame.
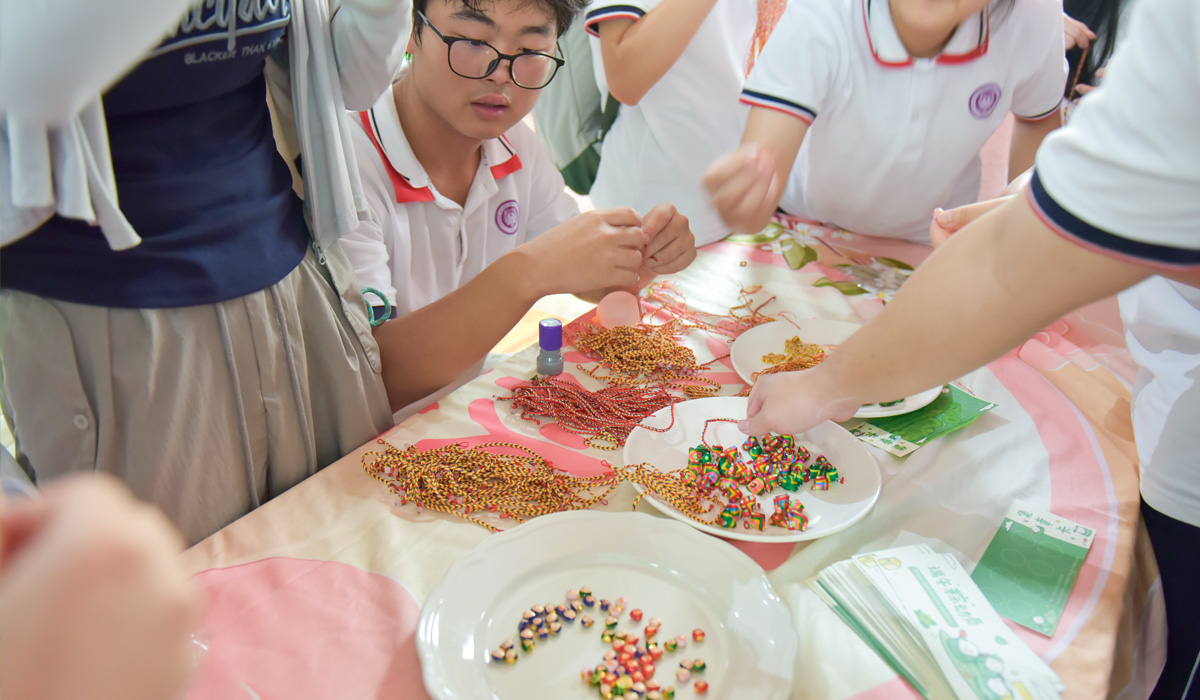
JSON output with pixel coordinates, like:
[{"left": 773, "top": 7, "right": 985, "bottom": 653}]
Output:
[
  {"left": 413, "top": 0, "right": 589, "bottom": 41},
  {"left": 1064, "top": 0, "right": 1124, "bottom": 97}
]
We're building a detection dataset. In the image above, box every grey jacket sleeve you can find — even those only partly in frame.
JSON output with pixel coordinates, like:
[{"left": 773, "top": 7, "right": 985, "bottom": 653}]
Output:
[
  {"left": 328, "top": 0, "right": 412, "bottom": 110},
  {"left": 0, "top": 0, "right": 193, "bottom": 123}
]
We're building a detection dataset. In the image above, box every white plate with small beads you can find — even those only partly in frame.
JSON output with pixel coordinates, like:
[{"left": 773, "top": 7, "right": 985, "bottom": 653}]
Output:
[
  {"left": 417, "top": 510, "right": 796, "bottom": 700},
  {"left": 730, "top": 319, "right": 943, "bottom": 418},
  {"left": 623, "top": 397, "right": 881, "bottom": 543}
]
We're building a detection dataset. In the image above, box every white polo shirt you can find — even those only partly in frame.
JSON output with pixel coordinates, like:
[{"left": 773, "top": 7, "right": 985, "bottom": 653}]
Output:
[
  {"left": 343, "top": 81, "right": 580, "bottom": 318},
  {"left": 585, "top": 0, "right": 756, "bottom": 246},
  {"left": 1031, "top": 0, "right": 1200, "bottom": 527},
  {"left": 742, "top": 0, "right": 1067, "bottom": 242}
]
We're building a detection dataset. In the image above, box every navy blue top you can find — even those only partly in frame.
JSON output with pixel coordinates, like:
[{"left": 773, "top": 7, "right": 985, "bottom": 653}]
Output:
[{"left": 2, "top": 0, "right": 310, "bottom": 308}]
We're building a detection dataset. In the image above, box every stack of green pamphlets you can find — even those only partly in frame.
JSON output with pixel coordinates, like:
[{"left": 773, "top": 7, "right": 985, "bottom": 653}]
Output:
[{"left": 810, "top": 543, "right": 1063, "bottom": 700}]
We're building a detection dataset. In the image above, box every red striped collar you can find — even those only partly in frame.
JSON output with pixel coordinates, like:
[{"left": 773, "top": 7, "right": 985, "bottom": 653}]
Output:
[
  {"left": 358, "top": 111, "right": 435, "bottom": 203},
  {"left": 861, "top": 0, "right": 989, "bottom": 68},
  {"left": 358, "top": 87, "right": 525, "bottom": 205},
  {"left": 489, "top": 135, "right": 524, "bottom": 180}
]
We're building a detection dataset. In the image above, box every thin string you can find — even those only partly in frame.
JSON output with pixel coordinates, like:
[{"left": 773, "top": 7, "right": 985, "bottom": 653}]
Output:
[
  {"left": 1067, "top": 42, "right": 1091, "bottom": 103},
  {"left": 640, "top": 281, "right": 778, "bottom": 340},
  {"left": 498, "top": 376, "right": 683, "bottom": 450}
]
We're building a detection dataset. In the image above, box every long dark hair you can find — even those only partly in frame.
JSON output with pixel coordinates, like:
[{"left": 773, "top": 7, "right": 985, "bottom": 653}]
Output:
[{"left": 1064, "top": 0, "right": 1125, "bottom": 96}]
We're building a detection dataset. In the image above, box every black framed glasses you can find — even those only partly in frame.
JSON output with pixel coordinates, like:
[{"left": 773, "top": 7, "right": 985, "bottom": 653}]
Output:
[{"left": 415, "top": 9, "right": 565, "bottom": 89}]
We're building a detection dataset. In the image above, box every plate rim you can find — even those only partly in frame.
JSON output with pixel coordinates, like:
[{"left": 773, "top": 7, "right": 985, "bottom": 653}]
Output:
[
  {"left": 730, "top": 321, "right": 940, "bottom": 419},
  {"left": 621, "top": 396, "right": 881, "bottom": 543},
  {"left": 850, "top": 384, "right": 945, "bottom": 419},
  {"left": 415, "top": 510, "right": 798, "bottom": 700}
]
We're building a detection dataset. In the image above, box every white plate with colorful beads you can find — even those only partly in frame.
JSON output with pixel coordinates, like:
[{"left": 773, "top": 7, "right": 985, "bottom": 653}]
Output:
[
  {"left": 622, "top": 396, "right": 881, "bottom": 543},
  {"left": 416, "top": 510, "right": 796, "bottom": 700},
  {"left": 729, "top": 319, "right": 943, "bottom": 418}
]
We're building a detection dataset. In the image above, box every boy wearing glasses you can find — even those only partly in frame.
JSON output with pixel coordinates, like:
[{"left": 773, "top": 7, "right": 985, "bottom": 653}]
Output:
[{"left": 343, "top": 0, "right": 698, "bottom": 416}]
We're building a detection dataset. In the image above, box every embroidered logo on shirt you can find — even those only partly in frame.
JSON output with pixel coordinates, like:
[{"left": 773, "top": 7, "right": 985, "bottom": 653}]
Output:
[
  {"left": 496, "top": 200, "right": 520, "bottom": 235},
  {"left": 968, "top": 83, "right": 1002, "bottom": 119}
]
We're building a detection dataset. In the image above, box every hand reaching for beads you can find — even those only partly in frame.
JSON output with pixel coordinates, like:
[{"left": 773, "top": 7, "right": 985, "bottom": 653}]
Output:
[
  {"left": 515, "top": 207, "right": 648, "bottom": 298},
  {"left": 0, "top": 474, "right": 199, "bottom": 700},
  {"left": 738, "top": 368, "right": 861, "bottom": 437}
]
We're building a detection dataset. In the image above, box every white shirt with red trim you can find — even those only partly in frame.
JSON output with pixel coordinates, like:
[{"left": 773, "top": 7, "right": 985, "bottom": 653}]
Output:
[
  {"left": 1031, "top": 0, "right": 1200, "bottom": 527},
  {"left": 344, "top": 82, "right": 580, "bottom": 318},
  {"left": 742, "top": 0, "right": 1066, "bottom": 242},
  {"left": 584, "top": 0, "right": 756, "bottom": 246}
]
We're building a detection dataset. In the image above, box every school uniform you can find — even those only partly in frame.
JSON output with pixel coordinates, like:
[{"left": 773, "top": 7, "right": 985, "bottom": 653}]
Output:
[
  {"left": 344, "top": 80, "right": 580, "bottom": 319},
  {"left": 584, "top": 0, "right": 757, "bottom": 246},
  {"left": 0, "top": 0, "right": 408, "bottom": 545},
  {"left": 742, "top": 0, "right": 1067, "bottom": 242},
  {"left": 1032, "top": 0, "right": 1200, "bottom": 694}
]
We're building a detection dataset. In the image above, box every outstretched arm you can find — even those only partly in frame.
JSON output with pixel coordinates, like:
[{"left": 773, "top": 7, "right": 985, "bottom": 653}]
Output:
[
  {"left": 739, "top": 190, "right": 1165, "bottom": 436},
  {"left": 592, "top": 0, "right": 719, "bottom": 105},
  {"left": 703, "top": 107, "right": 808, "bottom": 234}
]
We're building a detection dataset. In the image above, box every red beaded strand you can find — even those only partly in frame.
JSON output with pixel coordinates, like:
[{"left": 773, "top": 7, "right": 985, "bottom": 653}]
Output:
[{"left": 498, "top": 376, "right": 684, "bottom": 450}]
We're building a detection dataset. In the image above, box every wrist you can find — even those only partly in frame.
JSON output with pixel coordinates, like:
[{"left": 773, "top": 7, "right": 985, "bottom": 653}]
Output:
[
  {"left": 808, "top": 359, "right": 871, "bottom": 423},
  {"left": 496, "top": 247, "right": 551, "bottom": 303}
]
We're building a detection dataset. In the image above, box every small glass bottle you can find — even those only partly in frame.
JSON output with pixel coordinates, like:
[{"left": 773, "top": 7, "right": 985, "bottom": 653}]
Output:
[{"left": 537, "top": 319, "right": 564, "bottom": 376}]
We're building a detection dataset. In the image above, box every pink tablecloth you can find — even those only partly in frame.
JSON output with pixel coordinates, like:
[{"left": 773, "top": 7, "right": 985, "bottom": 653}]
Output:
[{"left": 183, "top": 223, "right": 1163, "bottom": 700}]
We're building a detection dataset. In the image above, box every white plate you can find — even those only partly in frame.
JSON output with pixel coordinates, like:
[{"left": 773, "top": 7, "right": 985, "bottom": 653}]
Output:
[
  {"left": 622, "top": 397, "right": 880, "bottom": 543},
  {"left": 850, "top": 385, "right": 946, "bottom": 419},
  {"left": 417, "top": 510, "right": 796, "bottom": 700},
  {"left": 730, "top": 320, "right": 943, "bottom": 418}
]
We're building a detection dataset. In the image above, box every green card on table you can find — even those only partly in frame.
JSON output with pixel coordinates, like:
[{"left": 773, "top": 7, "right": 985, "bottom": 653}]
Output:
[
  {"left": 972, "top": 501, "right": 1095, "bottom": 636},
  {"left": 847, "top": 385, "right": 997, "bottom": 456}
]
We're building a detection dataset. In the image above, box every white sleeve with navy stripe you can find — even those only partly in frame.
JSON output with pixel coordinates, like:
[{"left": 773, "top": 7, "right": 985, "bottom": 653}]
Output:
[
  {"left": 1008, "top": 0, "right": 1069, "bottom": 120},
  {"left": 739, "top": 0, "right": 844, "bottom": 124},
  {"left": 584, "top": 0, "right": 657, "bottom": 36},
  {"left": 1031, "top": 0, "right": 1200, "bottom": 269}
]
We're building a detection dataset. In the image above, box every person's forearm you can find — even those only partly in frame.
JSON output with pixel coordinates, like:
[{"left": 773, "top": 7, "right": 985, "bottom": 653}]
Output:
[
  {"left": 816, "top": 193, "right": 1150, "bottom": 406},
  {"left": 373, "top": 251, "right": 545, "bottom": 411},
  {"left": 717, "top": 110, "right": 807, "bottom": 234},
  {"left": 1008, "top": 114, "right": 1060, "bottom": 183},
  {"left": 598, "top": 0, "right": 719, "bottom": 105}
]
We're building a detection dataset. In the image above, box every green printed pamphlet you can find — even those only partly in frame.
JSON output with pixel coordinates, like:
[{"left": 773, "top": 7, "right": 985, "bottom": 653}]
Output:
[
  {"left": 972, "top": 501, "right": 1095, "bottom": 636},
  {"left": 847, "top": 385, "right": 997, "bottom": 456}
]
